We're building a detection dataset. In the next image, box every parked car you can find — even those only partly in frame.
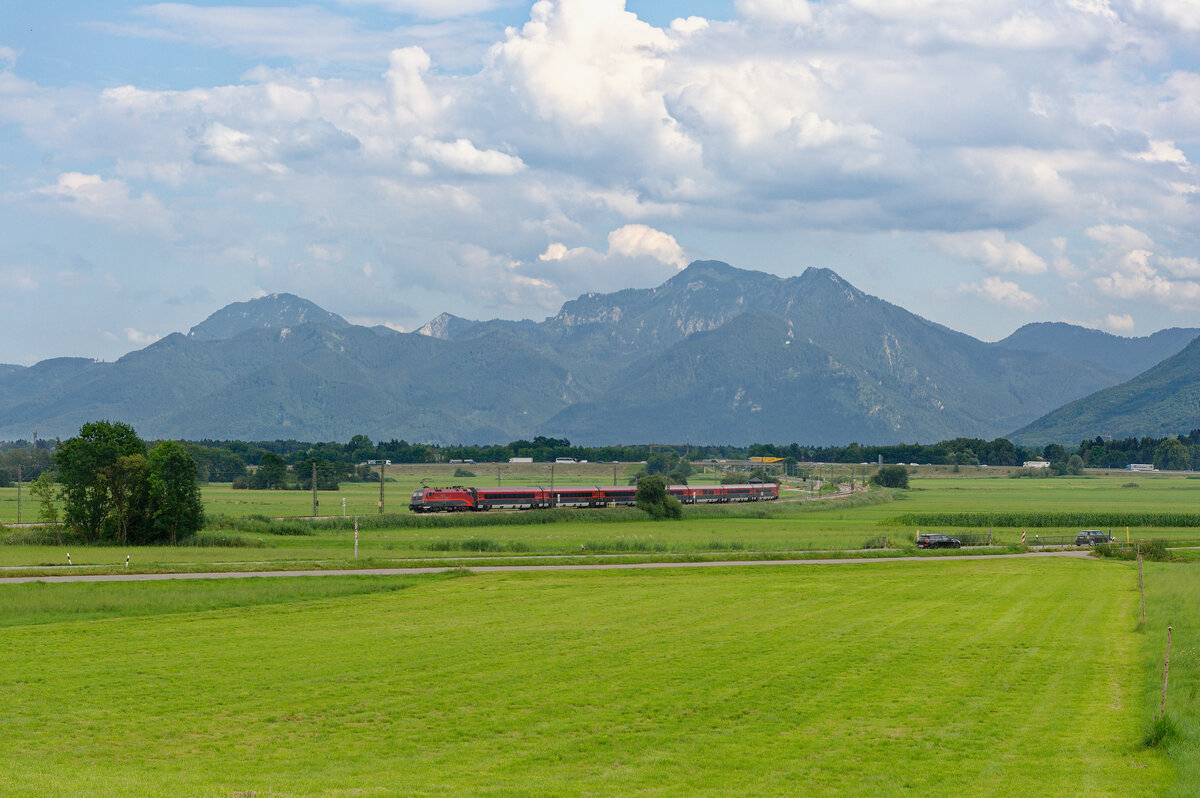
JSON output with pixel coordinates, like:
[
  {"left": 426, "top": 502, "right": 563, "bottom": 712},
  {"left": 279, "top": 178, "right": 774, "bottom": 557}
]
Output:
[
  {"left": 916, "top": 533, "right": 962, "bottom": 549},
  {"left": 1075, "top": 530, "right": 1114, "bottom": 545}
]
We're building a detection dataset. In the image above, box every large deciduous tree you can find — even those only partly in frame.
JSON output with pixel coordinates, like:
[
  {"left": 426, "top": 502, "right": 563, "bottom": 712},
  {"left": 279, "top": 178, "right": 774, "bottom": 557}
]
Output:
[
  {"left": 1154, "top": 438, "right": 1190, "bottom": 472},
  {"left": 55, "top": 421, "right": 147, "bottom": 543},
  {"left": 148, "top": 441, "right": 205, "bottom": 544}
]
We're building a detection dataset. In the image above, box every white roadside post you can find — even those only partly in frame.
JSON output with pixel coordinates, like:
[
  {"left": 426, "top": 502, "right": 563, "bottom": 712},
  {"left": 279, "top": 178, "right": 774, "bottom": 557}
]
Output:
[
  {"left": 354, "top": 516, "right": 359, "bottom": 560},
  {"left": 342, "top": 497, "right": 347, "bottom": 517}
]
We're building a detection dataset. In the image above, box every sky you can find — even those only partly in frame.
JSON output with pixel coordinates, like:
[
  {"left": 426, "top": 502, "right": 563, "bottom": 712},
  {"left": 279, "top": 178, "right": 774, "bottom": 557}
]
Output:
[{"left": 1, "top": 0, "right": 1199, "bottom": 365}]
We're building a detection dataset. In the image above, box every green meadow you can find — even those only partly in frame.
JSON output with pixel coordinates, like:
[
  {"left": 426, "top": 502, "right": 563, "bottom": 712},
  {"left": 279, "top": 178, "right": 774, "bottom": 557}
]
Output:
[
  {"left": 4, "top": 470, "right": 1200, "bottom": 571},
  {"left": 0, "top": 557, "right": 1176, "bottom": 796}
]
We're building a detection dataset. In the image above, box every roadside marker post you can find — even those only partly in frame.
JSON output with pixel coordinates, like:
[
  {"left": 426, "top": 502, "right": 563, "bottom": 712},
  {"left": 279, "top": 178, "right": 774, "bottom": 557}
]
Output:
[
  {"left": 1021, "top": 530, "right": 1026, "bottom": 545},
  {"left": 354, "top": 517, "right": 359, "bottom": 560}
]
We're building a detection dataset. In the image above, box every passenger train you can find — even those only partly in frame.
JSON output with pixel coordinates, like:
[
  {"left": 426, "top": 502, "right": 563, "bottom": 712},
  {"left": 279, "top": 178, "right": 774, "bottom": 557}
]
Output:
[{"left": 409, "top": 482, "right": 778, "bottom": 512}]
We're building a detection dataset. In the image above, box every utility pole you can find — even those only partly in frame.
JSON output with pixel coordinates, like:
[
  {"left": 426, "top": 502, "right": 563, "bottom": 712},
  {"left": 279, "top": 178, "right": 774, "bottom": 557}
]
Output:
[
  {"left": 312, "top": 462, "right": 319, "bottom": 517},
  {"left": 378, "top": 461, "right": 386, "bottom": 514},
  {"left": 613, "top": 462, "right": 618, "bottom": 486},
  {"left": 15, "top": 464, "right": 21, "bottom": 525}
]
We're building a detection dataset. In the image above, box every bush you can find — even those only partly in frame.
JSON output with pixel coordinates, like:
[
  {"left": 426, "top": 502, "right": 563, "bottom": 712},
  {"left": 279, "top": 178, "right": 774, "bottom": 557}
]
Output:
[
  {"left": 453, "top": 467, "right": 476, "bottom": 478},
  {"left": 872, "top": 465, "right": 909, "bottom": 489},
  {"left": 635, "top": 475, "right": 683, "bottom": 520},
  {"left": 1009, "top": 468, "right": 1052, "bottom": 479}
]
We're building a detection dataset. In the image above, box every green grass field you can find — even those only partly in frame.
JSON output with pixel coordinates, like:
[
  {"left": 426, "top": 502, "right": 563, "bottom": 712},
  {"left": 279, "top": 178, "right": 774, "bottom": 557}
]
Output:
[
  {"left": 5, "top": 471, "right": 1200, "bottom": 572},
  {"left": 0, "top": 557, "right": 1173, "bottom": 796},
  {"left": 1142, "top": 560, "right": 1200, "bottom": 797}
]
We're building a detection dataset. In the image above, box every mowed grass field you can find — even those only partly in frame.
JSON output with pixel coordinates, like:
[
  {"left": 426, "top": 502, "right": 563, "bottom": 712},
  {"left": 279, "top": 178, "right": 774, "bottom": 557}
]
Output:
[{"left": 0, "top": 557, "right": 1172, "bottom": 796}]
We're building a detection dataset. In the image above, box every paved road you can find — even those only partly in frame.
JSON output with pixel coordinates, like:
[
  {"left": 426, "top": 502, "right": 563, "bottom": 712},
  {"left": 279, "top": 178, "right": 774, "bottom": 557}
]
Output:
[{"left": 0, "top": 550, "right": 1091, "bottom": 585}]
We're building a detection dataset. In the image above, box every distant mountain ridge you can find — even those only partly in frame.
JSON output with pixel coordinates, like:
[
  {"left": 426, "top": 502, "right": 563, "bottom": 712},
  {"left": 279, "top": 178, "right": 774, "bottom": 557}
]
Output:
[
  {"left": 994, "top": 322, "right": 1200, "bottom": 380},
  {"left": 1011, "top": 336, "right": 1200, "bottom": 444},
  {"left": 0, "top": 262, "right": 1194, "bottom": 445}
]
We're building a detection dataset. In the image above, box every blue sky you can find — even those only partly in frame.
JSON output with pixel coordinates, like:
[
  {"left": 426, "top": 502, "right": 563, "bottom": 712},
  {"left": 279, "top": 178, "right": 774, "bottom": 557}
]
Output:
[{"left": 2, "top": 0, "right": 1199, "bottom": 364}]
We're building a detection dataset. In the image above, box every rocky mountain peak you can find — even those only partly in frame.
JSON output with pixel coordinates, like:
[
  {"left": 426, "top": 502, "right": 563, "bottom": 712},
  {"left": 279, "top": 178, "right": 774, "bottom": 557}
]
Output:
[{"left": 188, "top": 293, "right": 350, "bottom": 341}]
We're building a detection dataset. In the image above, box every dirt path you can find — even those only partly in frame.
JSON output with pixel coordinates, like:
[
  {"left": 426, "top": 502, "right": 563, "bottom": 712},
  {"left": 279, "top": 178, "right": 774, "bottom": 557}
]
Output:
[{"left": 0, "top": 550, "right": 1091, "bottom": 585}]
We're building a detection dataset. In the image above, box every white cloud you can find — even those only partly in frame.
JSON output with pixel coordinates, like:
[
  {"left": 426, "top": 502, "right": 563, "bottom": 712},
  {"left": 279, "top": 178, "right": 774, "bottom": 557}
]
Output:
[
  {"left": 1086, "top": 224, "right": 1155, "bottom": 251},
  {"left": 1127, "top": 139, "right": 1191, "bottom": 169},
  {"left": 0, "top": 269, "right": 37, "bottom": 292},
  {"left": 735, "top": 0, "right": 813, "bottom": 25},
  {"left": 337, "top": 0, "right": 501, "bottom": 18},
  {"left": 959, "top": 276, "right": 1043, "bottom": 309},
  {"left": 670, "top": 17, "right": 710, "bottom": 35},
  {"left": 124, "top": 328, "right": 159, "bottom": 346},
  {"left": 411, "top": 137, "right": 525, "bottom": 175},
  {"left": 33, "top": 172, "right": 172, "bottom": 234},
  {"left": 0, "top": 46, "right": 17, "bottom": 67},
  {"left": 1127, "top": 0, "right": 1200, "bottom": 32},
  {"left": 386, "top": 46, "right": 445, "bottom": 128},
  {"left": 932, "top": 231, "right": 1049, "bottom": 275},
  {"left": 1100, "top": 313, "right": 1136, "bottom": 333},
  {"left": 102, "top": 4, "right": 383, "bottom": 63},
  {"left": 606, "top": 224, "right": 686, "bottom": 269}
]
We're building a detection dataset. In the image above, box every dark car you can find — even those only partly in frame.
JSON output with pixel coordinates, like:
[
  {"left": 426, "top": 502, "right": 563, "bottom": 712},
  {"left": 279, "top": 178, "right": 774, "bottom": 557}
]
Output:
[
  {"left": 1075, "top": 530, "right": 1114, "bottom": 545},
  {"left": 916, "top": 533, "right": 962, "bottom": 549}
]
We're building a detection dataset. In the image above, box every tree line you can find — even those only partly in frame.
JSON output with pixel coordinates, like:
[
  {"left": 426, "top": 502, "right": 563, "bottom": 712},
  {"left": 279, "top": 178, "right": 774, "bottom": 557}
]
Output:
[{"left": 8, "top": 428, "right": 1200, "bottom": 505}]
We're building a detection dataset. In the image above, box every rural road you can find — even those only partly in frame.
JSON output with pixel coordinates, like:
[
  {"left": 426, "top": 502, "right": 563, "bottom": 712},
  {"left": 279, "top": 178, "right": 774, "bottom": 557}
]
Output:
[{"left": 0, "top": 550, "right": 1091, "bottom": 585}]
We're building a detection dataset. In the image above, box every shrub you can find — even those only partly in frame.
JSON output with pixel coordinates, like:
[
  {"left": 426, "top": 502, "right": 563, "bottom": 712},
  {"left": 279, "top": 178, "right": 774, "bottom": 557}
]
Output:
[
  {"left": 453, "top": 467, "right": 476, "bottom": 478},
  {"left": 871, "top": 465, "right": 909, "bottom": 489},
  {"left": 635, "top": 475, "right": 683, "bottom": 520}
]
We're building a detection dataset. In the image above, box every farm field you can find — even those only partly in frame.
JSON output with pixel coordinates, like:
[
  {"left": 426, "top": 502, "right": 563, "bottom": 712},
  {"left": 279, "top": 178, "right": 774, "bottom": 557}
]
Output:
[
  {"left": 0, "top": 557, "right": 1173, "bottom": 796},
  {"left": 4, "top": 471, "right": 1200, "bottom": 571}
]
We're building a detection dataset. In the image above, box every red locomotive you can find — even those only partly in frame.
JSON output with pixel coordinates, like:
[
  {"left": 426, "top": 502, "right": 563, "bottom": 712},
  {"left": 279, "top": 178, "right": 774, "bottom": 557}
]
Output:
[{"left": 409, "top": 482, "right": 778, "bottom": 512}]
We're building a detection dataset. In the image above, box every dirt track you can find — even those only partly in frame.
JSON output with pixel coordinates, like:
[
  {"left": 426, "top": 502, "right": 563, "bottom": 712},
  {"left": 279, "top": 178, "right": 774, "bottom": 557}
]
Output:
[{"left": 0, "top": 550, "right": 1091, "bottom": 585}]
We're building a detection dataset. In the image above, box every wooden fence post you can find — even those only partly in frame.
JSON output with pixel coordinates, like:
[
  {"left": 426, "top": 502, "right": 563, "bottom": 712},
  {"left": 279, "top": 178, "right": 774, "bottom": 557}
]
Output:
[
  {"left": 1137, "top": 545, "right": 1146, "bottom": 624},
  {"left": 1158, "top": 625, "right": 1172, "bottom": 720}
]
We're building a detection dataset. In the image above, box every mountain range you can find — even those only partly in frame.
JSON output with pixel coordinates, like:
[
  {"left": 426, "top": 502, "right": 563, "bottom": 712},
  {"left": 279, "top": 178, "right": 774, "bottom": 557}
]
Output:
[{"left": 0, "top": 263, "right": 1196, "bottom": 445}]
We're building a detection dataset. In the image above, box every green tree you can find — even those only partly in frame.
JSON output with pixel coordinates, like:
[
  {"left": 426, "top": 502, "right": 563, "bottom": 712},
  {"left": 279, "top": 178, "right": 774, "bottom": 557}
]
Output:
[
  {"left": 297, "top": 456, "right": 340, "bottom": 490},
  {"left": 1042, "top": 444, "right": 1067, "bottom": 465},
  {"left": 147, "top": 441, "right": 205, "bottom": 544},
  {"left": 101, "top": 453, "right": 151, "bottom": 544},
  {"left": 253, "top": 452, "right": 287, "bottom": 489},
  {"left": 635, "top": 475, "right": 682, "bottom": 520},
  {"left": 54, "top": 421, "right": 147, "bottom": 543},
  {"left": 871, "top": 465, "right": 909, "bottom": 489},
  {"left": 645, "top": 453, "right": 672, "bottom": 475},
  {"left": 1066, "top": 454, "right": 1085, "bottom": 476},
  {"left": 29, "top": 472, "right": 61, "bottom": 527},
  {"left": 1154, "top": 438, "right": 1190, "bottom": 471}
]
